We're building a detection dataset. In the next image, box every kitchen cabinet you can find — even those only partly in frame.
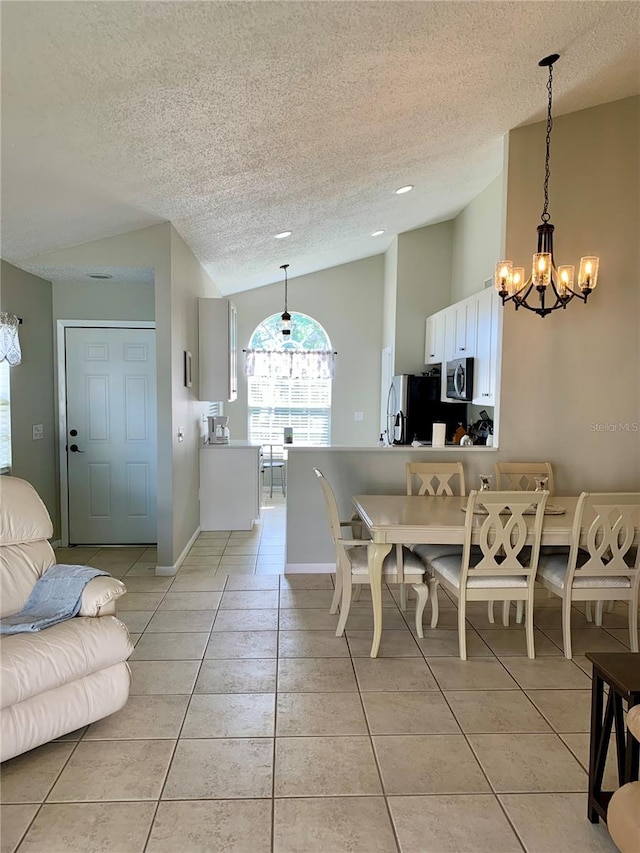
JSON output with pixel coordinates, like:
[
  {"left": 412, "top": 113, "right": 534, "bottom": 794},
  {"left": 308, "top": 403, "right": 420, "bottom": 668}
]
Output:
[
  {"left": 198, "top": 297, "right": 238, "bottom": 403},
  {"left": 472, "top": 288, "right": 501, "bottom": 407},
  {"left": 453, "top": 296, "right": 476, "bottom": 357},
  {"left": 424, "top": 312, "right": 445, "bottom": 365},
  {"left": 200, "top": 442, "right": 260, "bottom": 530}
]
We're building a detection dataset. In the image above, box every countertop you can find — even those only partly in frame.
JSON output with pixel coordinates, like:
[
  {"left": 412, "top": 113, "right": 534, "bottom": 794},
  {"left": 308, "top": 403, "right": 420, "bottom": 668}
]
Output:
[
  {"left": 285, "top": 444, "right": 498, "bottom": 452},
  {"left": 201, "top": 440, "right": 260, "bottom": 450}
]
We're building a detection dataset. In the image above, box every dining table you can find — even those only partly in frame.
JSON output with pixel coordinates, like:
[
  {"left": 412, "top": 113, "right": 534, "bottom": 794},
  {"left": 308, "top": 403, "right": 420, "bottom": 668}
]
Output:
[{"left": 352, "top": 493, "right": 581, "bottom": 658}]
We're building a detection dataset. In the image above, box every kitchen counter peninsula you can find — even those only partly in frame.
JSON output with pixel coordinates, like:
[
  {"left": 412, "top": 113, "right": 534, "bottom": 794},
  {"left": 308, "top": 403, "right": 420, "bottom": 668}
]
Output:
[{"left": 285, "top": 444, "right": 500, "bottom": 571}]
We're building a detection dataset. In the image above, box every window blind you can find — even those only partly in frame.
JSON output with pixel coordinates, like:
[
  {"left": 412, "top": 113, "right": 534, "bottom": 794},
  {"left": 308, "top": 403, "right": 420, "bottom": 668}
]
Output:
[
  {"left": 0, "top": 361, "right": 12, "bottom": 471},
  {"left": 248, "top": 377, "right": 331, "bottom": 446}
]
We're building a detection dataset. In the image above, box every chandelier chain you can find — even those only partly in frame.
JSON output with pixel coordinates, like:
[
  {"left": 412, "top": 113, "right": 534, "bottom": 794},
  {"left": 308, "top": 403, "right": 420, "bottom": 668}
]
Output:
[{"left": 541, "top": 62, "right": 554, "bottom": 223}]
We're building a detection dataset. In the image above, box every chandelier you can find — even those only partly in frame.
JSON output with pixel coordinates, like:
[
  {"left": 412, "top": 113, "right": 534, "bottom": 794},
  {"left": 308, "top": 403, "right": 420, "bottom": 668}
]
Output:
[
  {"left": 495, "top": 54, "right": 600, "bottom": 317},
  {"left": 280, "top": 263, "right": 291, "bottom": 335}
]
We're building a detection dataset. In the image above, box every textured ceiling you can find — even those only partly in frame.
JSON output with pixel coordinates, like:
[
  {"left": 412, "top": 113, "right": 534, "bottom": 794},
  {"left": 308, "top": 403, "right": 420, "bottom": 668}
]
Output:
[{"left": 2, "top": 2, "right": 639, "bottom": 294}]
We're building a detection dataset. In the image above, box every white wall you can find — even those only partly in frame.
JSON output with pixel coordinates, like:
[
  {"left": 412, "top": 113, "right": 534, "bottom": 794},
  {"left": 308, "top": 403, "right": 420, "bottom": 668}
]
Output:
[
  {"left": 53, "top": 278, "right": 155, "bottom": 321},
  {"left": 228, "top": 256, "right": 384, "bottom": 447},
  {"left": 498, "top": 95, "right": 639, "bottom": 492},
  {"left": 451, "top": 174, "right": 504, "bottom": 302},
  {"left": 382, "top": 237, "right": 398, "bottom": 353}
]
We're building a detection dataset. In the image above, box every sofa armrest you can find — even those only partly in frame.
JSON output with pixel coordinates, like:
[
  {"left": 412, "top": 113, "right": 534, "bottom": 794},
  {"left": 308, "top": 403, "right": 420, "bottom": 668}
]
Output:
[{"left": 78, "top": 576, "right": 127, "bottom": 617}]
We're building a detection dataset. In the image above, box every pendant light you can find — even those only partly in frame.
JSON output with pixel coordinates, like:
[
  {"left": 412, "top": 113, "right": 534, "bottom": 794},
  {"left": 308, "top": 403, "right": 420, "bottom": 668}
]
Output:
[
  {"left": 495, "top": 54, "right": 600, "bottom": 317},
  {"left": 280, "top": 263, "right": 291, "bottom": 336}
]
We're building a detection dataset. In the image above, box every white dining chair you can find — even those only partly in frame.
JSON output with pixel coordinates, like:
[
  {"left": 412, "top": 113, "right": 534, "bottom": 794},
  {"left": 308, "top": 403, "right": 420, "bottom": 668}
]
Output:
[
  {"left": 314, "top": 468, "right": 430, "bottom": 638},
  {"left": 407, "top": 462, "right": 466, "bottom": 627},
  {"left": 424, "top": 489, "right": 549, "bottom": 659},
  {"left": 261, "top": 444, "right": 286, "bottom": 497},
  {"left": 536, "top": 492, "right": 640, "bottom": 658}
]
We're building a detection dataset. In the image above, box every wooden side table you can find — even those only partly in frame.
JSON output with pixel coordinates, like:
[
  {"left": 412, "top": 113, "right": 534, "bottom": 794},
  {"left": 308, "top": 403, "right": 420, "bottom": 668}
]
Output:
[{"left": 586, "top": 652, "right": 640, "bottom": 824}]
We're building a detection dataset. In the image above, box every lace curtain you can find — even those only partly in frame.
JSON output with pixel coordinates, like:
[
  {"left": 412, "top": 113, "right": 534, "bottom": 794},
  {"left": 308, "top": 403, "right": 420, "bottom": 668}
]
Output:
[
  {"left": 244, "top": 349, "right": 336, "bottom": 379},
  {"left": 0, "top": 313, "right": 21, "bottom": 366}
]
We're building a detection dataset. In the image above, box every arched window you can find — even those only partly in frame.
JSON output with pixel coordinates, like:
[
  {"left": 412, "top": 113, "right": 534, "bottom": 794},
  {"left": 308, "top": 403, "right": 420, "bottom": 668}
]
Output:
[{"left": 246, "top": 312, "right": 333, "bottom": 446}]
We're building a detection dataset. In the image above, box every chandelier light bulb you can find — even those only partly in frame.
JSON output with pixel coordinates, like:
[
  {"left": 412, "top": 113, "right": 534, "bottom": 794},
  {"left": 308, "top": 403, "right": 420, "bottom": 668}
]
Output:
[{"left": 511, "top": 267, "right": 526, "bottom": 295}]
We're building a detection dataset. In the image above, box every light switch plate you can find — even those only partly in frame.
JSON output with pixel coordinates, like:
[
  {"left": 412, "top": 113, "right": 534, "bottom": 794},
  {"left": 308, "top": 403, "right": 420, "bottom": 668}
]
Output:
[
  {"left": 354, "top": 411, "right": 364, "bottom": 422},
  {"left": 32, "top": 424, "right": 44, "bottom": 440}
]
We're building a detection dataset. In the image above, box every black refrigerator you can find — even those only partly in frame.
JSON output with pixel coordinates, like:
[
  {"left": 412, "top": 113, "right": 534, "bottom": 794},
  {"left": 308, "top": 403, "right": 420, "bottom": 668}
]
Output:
[{"left": 386, "top": 372, "right": 467, "bottom": 445}]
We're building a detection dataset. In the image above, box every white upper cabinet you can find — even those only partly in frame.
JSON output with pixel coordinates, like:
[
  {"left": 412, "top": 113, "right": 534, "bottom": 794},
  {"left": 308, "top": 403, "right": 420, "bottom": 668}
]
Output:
[
  {"left": 424, "top": 312, "right": 445, "bottom": 365},
  {"left": 199, "top": 298, "right": 238, "bottom": 402},
  {"left": 472, "top": 288, "right": 501, "bottom": 407},
  {"left": 453, "top": 296, "right": 476, "bottom": 357}
]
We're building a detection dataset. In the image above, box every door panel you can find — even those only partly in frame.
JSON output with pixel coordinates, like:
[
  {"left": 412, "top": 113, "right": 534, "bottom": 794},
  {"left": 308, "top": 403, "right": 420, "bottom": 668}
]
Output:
[{"left": 66, "top": 327, "right": 157, "bottom": 544}]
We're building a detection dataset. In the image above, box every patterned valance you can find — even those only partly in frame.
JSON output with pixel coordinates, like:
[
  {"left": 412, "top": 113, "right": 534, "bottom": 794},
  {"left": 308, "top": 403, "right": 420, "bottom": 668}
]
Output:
[
  {"left": 0, "top": 313, "right": 21, "bottom": 365},
  {"left": 244, "top": 349, "right": 336, "bottom": 379}
]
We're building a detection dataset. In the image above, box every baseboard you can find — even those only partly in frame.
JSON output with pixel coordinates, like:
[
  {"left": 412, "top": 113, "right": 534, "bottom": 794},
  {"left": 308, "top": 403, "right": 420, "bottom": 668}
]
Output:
[
  {"left": 285, "top": 562, "right": 335, "bottom": 574},
  {"left": 155, "top": 525, "right": 201, "bottom": 576}
]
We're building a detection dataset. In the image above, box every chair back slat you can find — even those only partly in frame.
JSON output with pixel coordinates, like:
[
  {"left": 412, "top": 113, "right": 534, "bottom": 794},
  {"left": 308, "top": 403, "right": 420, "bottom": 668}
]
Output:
[
  {"left": 568, "top": 493, "right": 640, "bottom": 581},
  {"left": 494, "top": 462, "right": 555, "bottom": 495},
  {"left": 406, "top": 462, "right": 466, "bottom": 496},
  {"left": 313, "top": 468, "right": 343, "bottom": 543}
]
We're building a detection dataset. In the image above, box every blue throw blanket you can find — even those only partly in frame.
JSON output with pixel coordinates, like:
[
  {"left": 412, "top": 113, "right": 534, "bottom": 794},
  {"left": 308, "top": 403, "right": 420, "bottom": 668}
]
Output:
[{"left": 0, "top": 564, "right": 108, "bottom": 634}]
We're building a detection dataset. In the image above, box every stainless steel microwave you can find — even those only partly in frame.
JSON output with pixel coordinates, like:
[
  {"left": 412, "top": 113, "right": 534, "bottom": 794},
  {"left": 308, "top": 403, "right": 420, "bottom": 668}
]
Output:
[{"left": 446, "top": 358, "right": 474, "bottom": 402}]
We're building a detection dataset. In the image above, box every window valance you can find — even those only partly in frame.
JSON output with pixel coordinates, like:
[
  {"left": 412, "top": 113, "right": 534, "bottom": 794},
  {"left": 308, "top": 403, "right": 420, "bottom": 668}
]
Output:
[
  {"left": 0, "top": 313, "right": 21, "bottom": 366},
  {"left": 244, "top": 349, "right": 336, "bottom": 380}
]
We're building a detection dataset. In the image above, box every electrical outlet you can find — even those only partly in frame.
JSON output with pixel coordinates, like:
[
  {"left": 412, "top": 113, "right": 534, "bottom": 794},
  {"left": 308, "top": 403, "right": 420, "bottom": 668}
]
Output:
[
  {"left": 32, "top": 424, "right": 44, "bottom": 440},
  {"left": 354, "top": 412, "right": 364, "bottom": 422}
]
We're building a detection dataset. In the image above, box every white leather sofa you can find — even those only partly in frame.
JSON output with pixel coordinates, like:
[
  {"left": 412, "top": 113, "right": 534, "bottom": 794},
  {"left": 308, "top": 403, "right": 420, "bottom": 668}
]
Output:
[
  {"left": 0, "top": 476, "right": 133, "bottom": 762},
  {"left": 608, "top": 705, "right": 640, "bottom": 853}
]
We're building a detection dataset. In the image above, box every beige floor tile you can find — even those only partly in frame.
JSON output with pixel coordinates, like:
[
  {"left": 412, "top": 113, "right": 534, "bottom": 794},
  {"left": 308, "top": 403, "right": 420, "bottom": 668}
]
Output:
[
  {"left": 411, "top": 608, "right": 461, "bottom": 630},
  {"left": 278, "top": 630, "right": 350, "bottom": 658},
  {"left": 229, "top": 530, "right": 261, "bottom": 540},
  {"left": 48, "top": 740, "right": 174, "bottom": 801},
  {"left": 145, "top": 610, "right": 215, "bottom": 633},
  {"left": 118, "top": 592, "right": 164, "bottom": 611},
  {"left": 95, "top": 547, "right": 146, "bottom": 563},
  {"left": 388, "top": 794, "right": 522, "bottom": 853},
  {"left": 348, "top": 588, "right": 396, "bottom": 608},
  {"left": 225, "top": 574, "right": 281, "bottom": 590},
  {"left": 219, "top": 556, "right": 257, "bottom": 568},
  {"left": 54, "top": 727, "right": 87, "bottom": 742},
  {"left": 374, "top": 734, "right": 490, "bottom": 795},
  {"left": 128, "top": 660, "right": 200, "bottom": 694},
  {"left": 187, "top": 544, "right": 226, "bottom": 556},
  {"left": 428, "top": 658, "right": 519, "bottom": 691},
  {"left": 130, "top": 632, "right": 208, "bottom": 660},
  {"left": 0, "top": 804, "right": 38, "bottom": 853},
  {"left": 280, "top": 573, "right": 334, "bottom": 590},
  {"left": 157, "top": 591, "right": 222, "bottom": 610},
  {"left": 468, "top": 733, "right": 587, "bottom": 792},
  {"left": 17, "top": 802, "right": 156, "bottom": 852},
  {"left": 121, "top": 576, "right": 172, "bottom": 593},
  {"left": 273, "top": 797, "right": 397, "bottom": 853},
  {"left": 499, "top": 793, "right": 619, "bottom": 852},
  {"left": 346, "top": 629, "right": 421, "bottom": 658},
  {"left": 571, "top": 655, "right": 594, "bottom": 676},
  {"left": 278, "top": 608, "right": 339, "bottom": 630},
  {"left": 181, "top": 693, "right": 276, "bottom": 737},
  {"left": 0, "top": 743, "right": 75, "bottom": 804},
  {"left": 276, "top": 692, "right": 367, "bottom": 736},
  {"left": 257, "top": 545, "right": 285, "bottom": 556},
  {"left": 477, "top": 627, "right": 562, "bottom": 656},
  {"left": 416, "top": 628, "right": 493, "bottom": 657},
  {"left": 525, "top": 689, "right": 593, "bottom": 732},
  {"left": 163, "top": 738, "right": 273, "bottom": 799},
  {"left": 279, "top": 589, "right": 335, "bottom": 609},
  {"left": 534, "top": 608, "right": 591, "bottom": 630},
  {"left": 220, "top": 589, "right": 279, "bottom": 609},
  {"left": 498, "top": 656, "right": 592, "bottom": 689},
  {"left": 560, "top": 734, "right": 620, "bottom": 790},
  {"left": 362, "top": 691, "right": 459, "bottom": 735},
  {"left": 54, "top": 548, "right": 100, "bottom": 564},
  {"left": 274, "top": 736, "right": 381, "bottom": 797},
  {"left": 204, "top": 630, "right": 277, "bottom": 660},
  {"left": 542, "top": 628, "right": 629, "bottom": 655},
  {"left": 147, "top": 799, "right": 272, "bottom": 853},
  {"left": 224, "top": 544, "right": 260, "bottom": 556},
  {"left": 84, "top": 695, "right": 189, "bottom": 740},
  {"left": 445, "top": 690, "right": 552, "bottom": 734},
  {"left": 171, "top": 573, "right": 227, "bottom": 592},
  {"left": 255, "top": 562, "right": 285, "bottom": 574},
  {"left": 197, "top": 531, "right": 230, "bottom": 540},
  {"left": 604, "top": 627, "right": 636, "bottom": 649},
  {"left": 182, "top": 555, "right": 223, "bottom": 567},
  {"left": 342, "top": 608, "right": 408, "bottom": 631},
  {"left": 353, "top": 658, "right": 439, "bottom": 692},
  {"left": 212, "top": 608, "right": 278, "bottom": 631},
  {"left": 277, "top": 658, "right": 358, "bottom": 692},
  {"left": 116, "top": 610, "right": 154, "bottom": 633},
  {"left": 195, "top": 658, "right": 277, "bottom": 693},
  {"left": 124, "top": 563, "right": 159, "bottom": 577}
]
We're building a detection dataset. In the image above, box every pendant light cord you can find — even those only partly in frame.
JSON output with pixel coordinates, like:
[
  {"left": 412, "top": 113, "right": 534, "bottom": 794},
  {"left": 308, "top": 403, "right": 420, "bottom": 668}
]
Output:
[
  {"left": 280, "top": 263, "right": 289, "bottom": 314},
  {"left": 541, "top": 62, "right": 554, "bottom": 223}
]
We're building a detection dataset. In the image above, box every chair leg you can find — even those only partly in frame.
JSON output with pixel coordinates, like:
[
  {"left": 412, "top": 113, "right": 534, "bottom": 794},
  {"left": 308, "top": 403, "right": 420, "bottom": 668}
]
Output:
[
  {"left": 330, "top": 567, "right": 342, "bottom": 615},
  {"left": 525, "top": 597, "right": 535, "bottom": 659},
  {"left": 281, "top": 467, "right": 286, "bottom": 496},
  {"left": 488, "top": 601, "right": 495, "bottom": 624},
  {"left": 429, "top": 578, "right": 440, "bottom": 629},
  {"left": 458, "top": 598, "right": 467, "bottom": 660},
  {"left": 562, "top": 595, "right": 573, "bottom": 659},
  {"left": 353, "top": 584, "right": 362, "bottom": 602},
  {"left": 594, "top": 600, "right": 604, "bottom": 627},
  {"left": 400, "top": 584, "right": 408, "bottom": 611},
  {"left": 269, "top": 467, "right": 274, "bottom": 499},
  {"left": 629, "top": 591, "right": 639, "bottom": 653},
  {"left": 502, "top": 600, "right": 510, "bottom": 627},
  {"left": 585, "top": 601, "right": 592, "bottom": 622},
  {"left": 413, "top": 583, "right": 429, "bottom": 639},
  {"left": 516, "top": 600, "right": 524, "bottom": 624},
  {"left": 606, "top": 600, "right": 614, "bottom": 613},
  {"left": 336, "top": 579, "right": 352, "bottom": 637}
]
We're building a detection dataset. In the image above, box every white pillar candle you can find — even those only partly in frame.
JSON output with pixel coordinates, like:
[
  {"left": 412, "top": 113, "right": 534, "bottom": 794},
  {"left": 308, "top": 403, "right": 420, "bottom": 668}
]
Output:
[{"left": 432, "top": 423, "right": 446, "bottom": 447}]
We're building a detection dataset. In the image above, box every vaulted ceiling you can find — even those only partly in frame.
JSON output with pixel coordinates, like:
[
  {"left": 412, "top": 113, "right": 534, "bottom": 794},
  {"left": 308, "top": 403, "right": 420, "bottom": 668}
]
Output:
[{"left": 2, "top": 1, "right": 638, "bottom": 293}]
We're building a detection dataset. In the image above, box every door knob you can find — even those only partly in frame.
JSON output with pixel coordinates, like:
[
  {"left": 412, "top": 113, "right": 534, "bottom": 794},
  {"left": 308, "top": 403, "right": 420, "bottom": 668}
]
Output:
[{"left": 69, "top": 444, "right": 84, "bottom": 453}]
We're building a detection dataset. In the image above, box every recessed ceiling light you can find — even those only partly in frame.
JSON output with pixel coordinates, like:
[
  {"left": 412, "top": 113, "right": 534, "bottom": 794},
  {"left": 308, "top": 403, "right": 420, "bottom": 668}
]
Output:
[
  {"left": 395, "top": 185, "right": 414, "bottom": 195},
  {"left": 275, "top": 231, "right": 292, "bottom": 239},
  {"left": 88, "top": 273, "right": 113, "bottom": 279},
  {"left": 371, "top": 230, "right": 386, "bottom": 237}
]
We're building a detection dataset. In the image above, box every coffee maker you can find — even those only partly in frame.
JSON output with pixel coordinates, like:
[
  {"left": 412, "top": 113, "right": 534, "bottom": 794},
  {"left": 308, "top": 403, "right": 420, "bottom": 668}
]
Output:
[{"left": 207, "top": 416, "right": 231, "bottom": 445}]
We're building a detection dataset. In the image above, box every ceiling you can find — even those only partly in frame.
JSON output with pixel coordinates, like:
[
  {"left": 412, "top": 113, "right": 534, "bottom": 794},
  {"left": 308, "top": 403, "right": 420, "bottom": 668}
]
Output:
[{"left": 2, "top": 2, "right": 638, "bottom": 294}]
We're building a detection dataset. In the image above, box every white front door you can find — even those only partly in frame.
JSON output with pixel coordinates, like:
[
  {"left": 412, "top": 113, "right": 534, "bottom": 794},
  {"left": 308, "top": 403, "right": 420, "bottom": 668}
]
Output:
[{"left": 65, "top": 327, "right": 157, "bottom": 544}]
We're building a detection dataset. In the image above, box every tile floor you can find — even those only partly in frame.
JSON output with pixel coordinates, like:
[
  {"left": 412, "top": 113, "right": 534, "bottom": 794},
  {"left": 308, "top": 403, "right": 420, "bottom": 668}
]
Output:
[{"left": 1, "top": 492, "right": 637, "bottom": 852}]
